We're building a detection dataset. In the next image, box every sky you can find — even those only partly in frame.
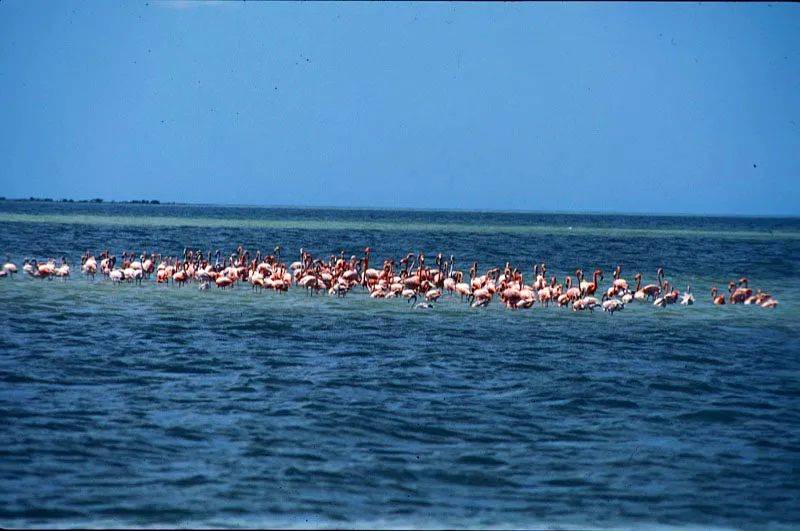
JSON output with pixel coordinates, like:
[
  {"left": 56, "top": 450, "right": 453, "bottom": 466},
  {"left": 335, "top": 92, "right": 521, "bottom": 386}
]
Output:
[{"left": 0, "top": 1, "right": 798, "bottom": 216}]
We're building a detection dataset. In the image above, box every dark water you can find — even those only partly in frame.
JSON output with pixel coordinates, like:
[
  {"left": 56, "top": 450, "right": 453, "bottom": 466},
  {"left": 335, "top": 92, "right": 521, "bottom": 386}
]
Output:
[{"left": 1, "top": 202, "right": 799, "bottom": 530}]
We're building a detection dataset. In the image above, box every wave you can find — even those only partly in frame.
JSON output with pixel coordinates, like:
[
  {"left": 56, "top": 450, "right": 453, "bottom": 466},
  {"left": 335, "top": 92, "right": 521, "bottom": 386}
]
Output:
[{"left": 0, "top": 515, "right": 766, "bottom": 531}]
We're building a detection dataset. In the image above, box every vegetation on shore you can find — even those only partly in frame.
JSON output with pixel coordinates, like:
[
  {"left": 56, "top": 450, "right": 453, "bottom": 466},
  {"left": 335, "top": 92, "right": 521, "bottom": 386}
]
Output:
[{"left": 0, "top": 197, "right": 172, "bottom": 205}]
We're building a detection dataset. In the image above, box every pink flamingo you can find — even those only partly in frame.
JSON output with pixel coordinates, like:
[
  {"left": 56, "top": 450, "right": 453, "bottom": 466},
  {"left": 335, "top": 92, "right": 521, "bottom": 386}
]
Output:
[
  {"left": 711, "top": 287, "right": 726, "bottom": 305},
  {"left": 728, "top": 278, "right": 752, "bottom": 304},
  {"left": 613, "top": 265, "right": 628, "bottom": 292},
  {"left": 173, "top": 263, "right": 188, "bottom": 288},
  {"left": 424, "top": 287, "right": 442, "bottom": 302},
  {"left": 634, "top": 269, "right": 663, "bottom": 301},
  {"left": 565, "top": 276, "right": 581, "bottom": 301}
]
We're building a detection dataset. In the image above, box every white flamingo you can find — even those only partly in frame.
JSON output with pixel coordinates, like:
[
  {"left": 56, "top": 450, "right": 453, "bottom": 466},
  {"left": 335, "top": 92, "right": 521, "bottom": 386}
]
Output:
[{"left": 2, "top": 254, "right": 18, "bottom": 278}]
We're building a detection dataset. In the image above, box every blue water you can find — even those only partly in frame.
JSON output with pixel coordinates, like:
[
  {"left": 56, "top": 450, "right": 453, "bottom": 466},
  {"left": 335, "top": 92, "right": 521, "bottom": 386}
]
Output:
[{"left": 1, "top": 201, "right": 799, "bottom": 530}]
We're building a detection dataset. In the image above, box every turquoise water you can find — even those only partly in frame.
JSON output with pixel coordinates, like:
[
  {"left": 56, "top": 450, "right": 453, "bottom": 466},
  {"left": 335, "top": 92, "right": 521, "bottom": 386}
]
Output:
[{"left": 1, "top": 202, "right": 799, "bottom": 530}]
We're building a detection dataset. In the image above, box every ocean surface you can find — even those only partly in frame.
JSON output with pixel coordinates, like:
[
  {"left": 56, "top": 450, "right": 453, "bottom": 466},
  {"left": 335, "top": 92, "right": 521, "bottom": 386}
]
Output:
[{"left": 1, "top": 201, "right": 799, "bottom": 530}]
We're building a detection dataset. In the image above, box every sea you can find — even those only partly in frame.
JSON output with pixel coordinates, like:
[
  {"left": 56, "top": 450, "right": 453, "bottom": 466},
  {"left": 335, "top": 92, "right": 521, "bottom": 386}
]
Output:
[{"left": 1, "top": 201, "right": 798, "bottom": 530}]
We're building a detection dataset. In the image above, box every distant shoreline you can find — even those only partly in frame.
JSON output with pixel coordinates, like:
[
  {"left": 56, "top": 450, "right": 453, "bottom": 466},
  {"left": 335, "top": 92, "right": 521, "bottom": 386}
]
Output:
[
  {"left": 0, "top": 197, "right": 797, "bottom": 219},
  {"left": 0, "top": 197, "right": 173, "bottom": 205}
]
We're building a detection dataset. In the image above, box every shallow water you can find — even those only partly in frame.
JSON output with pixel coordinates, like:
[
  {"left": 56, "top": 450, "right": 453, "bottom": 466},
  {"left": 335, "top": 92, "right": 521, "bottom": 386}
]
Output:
[{"left": 1, "top": 202, "right": 799, "bottom": 530}]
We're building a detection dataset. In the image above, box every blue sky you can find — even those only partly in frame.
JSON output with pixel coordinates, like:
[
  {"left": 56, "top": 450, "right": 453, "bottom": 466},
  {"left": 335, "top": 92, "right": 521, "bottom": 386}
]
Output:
[{"left": 0, "top": 1, "right": 798, "bottom": 215}]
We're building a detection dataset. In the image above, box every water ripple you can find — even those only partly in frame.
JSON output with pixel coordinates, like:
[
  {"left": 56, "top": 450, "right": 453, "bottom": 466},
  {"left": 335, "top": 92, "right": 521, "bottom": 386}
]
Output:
[{"left": 1, "top": 205, "right": 798, "bottom": 530}]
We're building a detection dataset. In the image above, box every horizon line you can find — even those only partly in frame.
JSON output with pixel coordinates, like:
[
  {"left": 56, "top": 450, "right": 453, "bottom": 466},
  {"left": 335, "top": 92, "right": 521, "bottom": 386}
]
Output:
[{"left": 1, "top": 197, "right": 798, "bottom": 219}]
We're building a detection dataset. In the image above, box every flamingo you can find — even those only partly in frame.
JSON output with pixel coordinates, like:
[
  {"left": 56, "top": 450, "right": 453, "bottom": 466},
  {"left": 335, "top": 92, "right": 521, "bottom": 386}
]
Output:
[
  {"left": 54, "top": 256, "right": 70, "bottom": 280},
  {"left": 556, "top": 290, "right": 571, "bottom": 308},
  {"left": 454, "top": 273, "right": 471, "bottom": 302},
  {"left": 330, "top": 278, "right": 350, "bottom": 297},
  {"left": 755, "top": 290, "right": 773, "bottom": 305},
  {"left": 743, "top": 287, "right": 768, "bottom": 305},
  {"left": 2, "top": 255, "right": 18, "bottom": 278},
  {"left": 467, "top": 293, "right": 491, "bottom": 308},
  {"left": 601, "top": 293, "right": 625, "bottom": 314},
  {"left": 37, "top": 259, "right": 56, "bottom": 279},
  {"left": 612, "top": 265, "right": 628, "bottom": 293},
  {"left": 621, "top": 291, "right": 634, "bottom": 304},
  {"left": 172, "top": 263, "right": 188, "bottom": 288},
  {"left": 99, "top": 251, "right": 112, "bottom": 276},
  {"left": 664, "top": 284, "right": 680, "bottom": 305},
  {"left": 0, "top": 246, "right": 789, "bottom": 315},
  {"left": 215, "top": 275, "right": 234, "bottom": 289},
  {"left": 518, "top": 279, "right": 536, "bottom": 304},
  {"left": 142, "top": 254, "right": 155, "bottom": 278},
  {"left": 533, "top": 263, "right": 547, "bottom": 291},
  {"left": 362, "top": 247, "right": 381, "bottom": 289},
  {"left": 131, "top": 254, "right": 144, "bottom": 274},
  {"left": 680, "top": 286, "right": 695, "bottom": 306},
  {"left": 369, "top": 286, "right": 386, "bottom": 299},
  {"left": 514, "top": 297, "right": 534, "bottom": 310},
  {"left": 408, "top": 294, "right": 433, "bottom": 309},
  {"left": 728, "top": 278, "right": 752, "bottom": 304},
  {"left": 564, "top": 276, "right": 581, "bottom": 301},
  {"left": 581, "top": 296, "right": 601, "bottom": 312},
  {"left": 653, "top": 280, "right": 673, "bottom": 307},
  {"left": 634, "top": 269, "right": 663, "bottom": 301},
  {"left": 443, "top": 271, "right": 457, "bottom": 297},
  {"left": 469, "top": 262, "right": 482, "bottom": 291},
  {"left": 500, "top": 285, "right": 522, "bottom": 310},
  {"left": 129, "top": 266, "right": 144, "bottom": 285},
  {"left": 711, "top": 287, "right": 726, "bottom": 305},
  {"left": 109, "top": 264, "right": 124, "bottom": 285},
  {"left": 572, "top": 298, "right": 592, "bottom": 313},
  {"left": 424, "top": 287, "right": 442, "bottom": 302},
  {"left": 81, "top": 253, "right": 98, "bottom": 280},
  {"left": 25, "top": 258, "right": 43, "bottom": 278},
  {"left": 538, "top": 277, "right": 556, "bottom": 307},
  {"left": 578, "top": 269, "right": 602, "bottom": 296},
  {"left": 250, "top": 268, "right": 266, "bottom": 292},
  {"left": 289, "top": 248, "right": 305, "bottom": 273},
  {"left": 122, "top": 261, "right": 137, "bottom": 284}
]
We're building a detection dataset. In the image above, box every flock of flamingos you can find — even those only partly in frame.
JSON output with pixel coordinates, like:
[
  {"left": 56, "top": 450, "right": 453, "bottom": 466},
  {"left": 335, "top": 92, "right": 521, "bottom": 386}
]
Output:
[{"left": 0, "top": 247, "right": 779, "bottom": 311}]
